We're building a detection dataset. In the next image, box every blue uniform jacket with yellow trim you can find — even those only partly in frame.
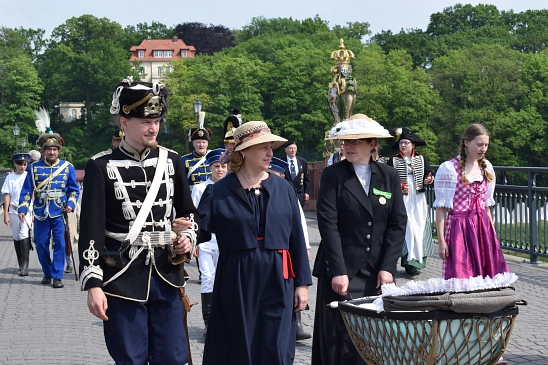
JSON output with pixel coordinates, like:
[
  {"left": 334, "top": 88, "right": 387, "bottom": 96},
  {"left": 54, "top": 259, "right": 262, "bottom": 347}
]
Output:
[
  {"left": 181, "top": 151, "right": 211, "bottom": 187},
  {"left": 18, "top": 159, "right": 80, "bottom": 220}
]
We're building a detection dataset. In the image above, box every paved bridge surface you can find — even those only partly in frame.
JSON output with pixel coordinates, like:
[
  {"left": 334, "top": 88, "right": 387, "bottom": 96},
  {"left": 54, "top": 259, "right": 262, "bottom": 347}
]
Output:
[{"left": 0, "top": 211, "right": 546, "bottom": 364}]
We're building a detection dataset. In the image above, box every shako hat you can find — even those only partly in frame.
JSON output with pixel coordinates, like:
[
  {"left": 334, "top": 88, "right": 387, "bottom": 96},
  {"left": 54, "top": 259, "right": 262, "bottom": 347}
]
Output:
[
  {"left": 223, "top": 109, "right": 242, "bottom": 143},
  {"left": 268, "top": 157, "right": 289, "bottom": 174},
  {"left": 205, "top": 148, "right": 227, "bottom": 165},
  {"left": 110, "top": 76, "right": 168, "bottom": 119},
  {"left": 34, "top": 107, "right": 65, "bottom": 151},
  {"left": 12, "top": 153, "right": 30, "bottom": 162},
  {"left": 389, "top": 127, "right": 426, "bottom": 149},
  {"left": 325, "top": 114, "right": 392, "bottom": 140},
  {"left": 189, "top": 111, "right": 212, "bottom": 141},
  {"left": 233, "top": 121, "right": 287, "bottom": 152}
]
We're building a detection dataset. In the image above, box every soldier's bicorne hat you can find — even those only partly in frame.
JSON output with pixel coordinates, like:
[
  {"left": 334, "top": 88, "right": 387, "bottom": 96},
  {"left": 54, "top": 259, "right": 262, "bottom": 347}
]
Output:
[
  {"left": 224, "top": 109, "right": 242, "bottom": 143},
  {"left": 112, "top": 130, "right": 124, "bottom": 141},
  {"left": 205, "top": 148, "right": 227, "bottom": 165},
  {"left": 110, "top": 76, "right": 168, "bottom": 119},
  {"left": 12, "top": 153, "right": 31, "bottom": 162},
  {"left": 189, "top": 109, "right": 212, "bottom": 141},
  {"left": 189, "top": 127, "right": 213, "bottom": 141},
  {"left": 388, "top": 127, "right": 426, "bottom": 149},
  {"left": 268, "top": 157, "right": 289, "bottom": 175}
]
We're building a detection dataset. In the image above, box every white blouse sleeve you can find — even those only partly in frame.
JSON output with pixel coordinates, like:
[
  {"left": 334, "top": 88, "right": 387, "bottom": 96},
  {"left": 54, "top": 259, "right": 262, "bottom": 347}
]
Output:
[
  {"left": 433, "top": 161, "right": 458, "bottom": 208},
  {"left": 485, "top": 159, "right": 496, "bottom": 206}
]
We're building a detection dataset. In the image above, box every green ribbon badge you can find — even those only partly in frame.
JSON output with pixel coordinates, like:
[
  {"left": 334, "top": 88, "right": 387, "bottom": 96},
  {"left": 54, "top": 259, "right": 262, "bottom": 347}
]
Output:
[{"left": 372, "top": 188, "right": 392, "bottom": 199}]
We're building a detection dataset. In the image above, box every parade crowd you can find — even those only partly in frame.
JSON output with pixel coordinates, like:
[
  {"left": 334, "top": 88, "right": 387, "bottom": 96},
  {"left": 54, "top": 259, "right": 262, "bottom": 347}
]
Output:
[{"left": 1, "top": 77, "right": 510, "bottom": 365}]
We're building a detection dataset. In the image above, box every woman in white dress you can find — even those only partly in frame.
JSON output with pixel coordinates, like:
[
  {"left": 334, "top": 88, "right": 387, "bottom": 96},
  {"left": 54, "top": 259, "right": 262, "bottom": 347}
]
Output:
[{"left": 387, "top": 128, "right": 434, "bottom": 276}]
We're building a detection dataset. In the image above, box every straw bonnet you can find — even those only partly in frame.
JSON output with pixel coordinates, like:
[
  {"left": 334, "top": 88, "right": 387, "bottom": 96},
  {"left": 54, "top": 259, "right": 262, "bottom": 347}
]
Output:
[
  {"left": 325, "top": 113, "right": 391, "bottom": 140},
  {"left": 233, "top": 121, "right": 287, "bottom": 151},
  {"left": 388, "top": 127, "right": 426, "bottom": 149}
]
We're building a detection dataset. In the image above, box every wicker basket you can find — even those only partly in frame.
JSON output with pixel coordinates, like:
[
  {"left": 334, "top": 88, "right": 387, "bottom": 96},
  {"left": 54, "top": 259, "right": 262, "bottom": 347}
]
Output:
[{"left": 339, "top": 298, "right": 518, "bottom": 365}]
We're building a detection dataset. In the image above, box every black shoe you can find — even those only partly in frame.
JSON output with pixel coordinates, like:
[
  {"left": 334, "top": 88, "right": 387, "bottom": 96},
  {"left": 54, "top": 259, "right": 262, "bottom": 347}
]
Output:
[
  {"left": 405, "top": 266, "right": 420, "bottom": 276},
  {"left": 41, "top": 277, "right": 52, "bottom": 285},
  {"left": 295, "top": 312, "right": 312, "bottom": 341},
  {"left": 64, "top": 265, "right": 73, "bottom": 274},
  {"left": 52, "top": 279, "right": 64, "bottom": 288}
]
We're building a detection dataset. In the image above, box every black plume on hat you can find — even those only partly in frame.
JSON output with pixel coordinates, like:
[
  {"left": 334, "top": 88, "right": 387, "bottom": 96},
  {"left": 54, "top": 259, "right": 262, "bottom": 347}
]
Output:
[
  {"left": 389, "top": 127, "right": 426, "bottom": 149},
  {"left": 110, "top": 76, "right": 168, "bottom": 119}
]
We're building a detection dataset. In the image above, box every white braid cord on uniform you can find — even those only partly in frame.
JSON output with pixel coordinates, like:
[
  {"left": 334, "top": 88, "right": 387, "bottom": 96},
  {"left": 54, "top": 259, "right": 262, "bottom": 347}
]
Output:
[
  {"left": 178, "top": 213, "right": 199, "bottom": 257},
  {"left": 109, "top": 76, "right": 135, "bottom": 115}
]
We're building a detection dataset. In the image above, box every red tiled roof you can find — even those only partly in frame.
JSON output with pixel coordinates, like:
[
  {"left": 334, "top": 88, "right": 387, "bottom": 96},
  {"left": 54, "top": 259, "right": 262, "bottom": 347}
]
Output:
[{"left": 129, "top": 37, "right": 196, "bottom": 61}]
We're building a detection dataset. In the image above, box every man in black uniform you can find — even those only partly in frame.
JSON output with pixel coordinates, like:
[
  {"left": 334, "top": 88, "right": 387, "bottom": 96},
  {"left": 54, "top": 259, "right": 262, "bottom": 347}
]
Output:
[
  {"left": 78, "top": 76, "right": 199, "bottom": 365},
  {"left": 284, "top": 141, "right": 311, "bottom": 208}
]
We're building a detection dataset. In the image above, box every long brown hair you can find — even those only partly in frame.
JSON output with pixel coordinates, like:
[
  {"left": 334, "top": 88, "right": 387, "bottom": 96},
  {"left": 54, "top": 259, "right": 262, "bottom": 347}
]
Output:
[
  {"left": 229, "top": 150, "right": 244, "bottom": 173},
  {"left": 459, "top": 124, "right": 494, "bottom": 184}
]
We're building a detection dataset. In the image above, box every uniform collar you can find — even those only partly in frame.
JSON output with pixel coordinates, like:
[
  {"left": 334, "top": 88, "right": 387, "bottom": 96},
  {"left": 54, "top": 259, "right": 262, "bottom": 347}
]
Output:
[
  {"left": 119, "top": 139, "right": 151, "bottom": 161},
  {"left": 45, "top": 158, "right": 60, "bottom": 167}
]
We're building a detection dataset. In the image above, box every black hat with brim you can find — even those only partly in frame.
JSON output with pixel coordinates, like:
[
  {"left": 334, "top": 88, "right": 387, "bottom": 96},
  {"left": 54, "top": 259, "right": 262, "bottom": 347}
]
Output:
[{"left": 389, "top": 127, "right": 426, "bottom": 149}]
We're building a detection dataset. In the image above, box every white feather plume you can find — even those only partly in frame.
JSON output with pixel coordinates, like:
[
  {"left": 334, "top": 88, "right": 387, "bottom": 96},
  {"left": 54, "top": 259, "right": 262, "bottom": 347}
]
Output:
[
  {"left": 198, "top": 111, "right": 206, "bottom": 130},
  {"left": 34, "top": 108, "right": 50, "bottom": 134}
]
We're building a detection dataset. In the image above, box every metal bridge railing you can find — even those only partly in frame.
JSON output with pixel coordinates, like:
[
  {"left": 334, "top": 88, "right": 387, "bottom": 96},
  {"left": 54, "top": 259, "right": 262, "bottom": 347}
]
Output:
[{"left": 426, "top": 166, "right": 548, "bottom": 264}]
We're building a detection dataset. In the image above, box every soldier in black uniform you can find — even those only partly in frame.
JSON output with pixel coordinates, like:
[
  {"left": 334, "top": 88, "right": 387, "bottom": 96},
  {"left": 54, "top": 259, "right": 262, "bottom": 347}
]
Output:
[{"left": 78, "top": 76, "right": 199, "bottom": 365}]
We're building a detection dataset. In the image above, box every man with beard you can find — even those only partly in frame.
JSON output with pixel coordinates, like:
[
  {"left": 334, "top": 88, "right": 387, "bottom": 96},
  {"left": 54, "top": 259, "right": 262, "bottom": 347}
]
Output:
[
  {"left": 79, "top": 77, "right": 199, "bottom": 364},
  {"left": 18, "top": 128, "right": 80, "bottom": 288}
]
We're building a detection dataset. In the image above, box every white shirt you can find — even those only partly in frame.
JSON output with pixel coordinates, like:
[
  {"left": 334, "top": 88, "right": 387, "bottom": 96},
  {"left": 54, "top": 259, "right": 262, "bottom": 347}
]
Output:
[
  {"left": 286, "top": 156, "right": 299, "bottom": 177},
  {"left": 191, "top": 178, "right": 218, "bottom": 252},
  {"left": 1, "top": 172, "right": 27, "bottom": 214}
]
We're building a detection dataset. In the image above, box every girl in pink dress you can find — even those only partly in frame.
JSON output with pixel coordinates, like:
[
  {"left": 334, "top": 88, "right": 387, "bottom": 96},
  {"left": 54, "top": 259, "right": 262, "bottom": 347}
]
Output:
[{"left": 434, "top": 124, "right": 509, "bottom": 279}]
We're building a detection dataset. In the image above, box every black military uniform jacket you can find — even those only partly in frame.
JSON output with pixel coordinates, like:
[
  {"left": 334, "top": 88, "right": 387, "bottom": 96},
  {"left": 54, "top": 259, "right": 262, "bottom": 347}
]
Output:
[
  {"left": 283, "top": 155, "right": 310, "bottom": 207},
  {"left": 78, "top": 141, "right": 199, "bottom": 301}
]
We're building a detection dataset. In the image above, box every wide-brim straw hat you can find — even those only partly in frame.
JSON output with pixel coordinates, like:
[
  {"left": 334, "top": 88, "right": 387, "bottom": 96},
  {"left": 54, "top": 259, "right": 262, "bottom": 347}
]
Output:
[
  {"left": 233, "top": 121, "right": 287, "bottom": 151},
  {"left": 325, "top": 114, "right": 392, "bottom": 140}
]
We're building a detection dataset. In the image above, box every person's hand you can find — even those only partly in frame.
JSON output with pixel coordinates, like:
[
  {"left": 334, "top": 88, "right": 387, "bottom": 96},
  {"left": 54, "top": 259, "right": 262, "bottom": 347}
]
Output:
[
  {"left": 87, "top": 287, "right": 108, "bottom": 321},
  {"left": 194, "top": 245, "right": 199, "bottom": 257},
  {"left": 173, "top": 234, "right": 192, "bottom": 255},
  {"left": 402, "top": 184, "right": 409, "bottom": 195},
  {"left": 64, "top": 206, "right": 73, "bottom": 213},
  {"left": 18, "top": 213, "right": 25, "bottom": 222},
  {"left": 172, "top": 217, "right": 192, "bottom": 232},
  {"left": 376, "top": 270, "right": 393, "bottom": 294},
  {"left": 304, "top": 193, "right": 310, "bottom": 201},
  {"left": 438, "top": 239, "right": 449, "bottom": 260},
  {"left": 331, "top": 275, "right": 349, "bottom": 296},
  {"left": 4, "top": 214, "right": 9, "bottom": 226},
  {"left": 424, "top": 174, "right": 434, "bottom": 185},
  {"left": 294, "top": 285, "right": 308, "bottom": 312}
]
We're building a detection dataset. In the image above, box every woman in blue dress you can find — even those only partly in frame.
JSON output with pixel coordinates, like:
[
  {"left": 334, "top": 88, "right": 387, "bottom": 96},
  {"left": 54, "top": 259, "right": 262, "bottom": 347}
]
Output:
[{"left": 198, "top": 121, "right": 312, "bottom": 365}]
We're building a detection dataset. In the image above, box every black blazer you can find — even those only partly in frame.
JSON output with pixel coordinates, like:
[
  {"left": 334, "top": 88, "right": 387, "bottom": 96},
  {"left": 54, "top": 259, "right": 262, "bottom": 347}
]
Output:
[
  {"left": 284, "top": 156, "right": 310, "bottom": 206},
  {"left": 313, "top": 160, "right": 407, "bottom": 280}
]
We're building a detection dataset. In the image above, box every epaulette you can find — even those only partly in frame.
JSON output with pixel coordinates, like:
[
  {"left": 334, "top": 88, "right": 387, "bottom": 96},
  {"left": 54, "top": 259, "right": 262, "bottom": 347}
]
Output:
[
  {"left": 159, "top": 145, "right": 179, "bottom": 156},
  {"left": 91, "top": 149, "right": 112, "bottom": 160}
]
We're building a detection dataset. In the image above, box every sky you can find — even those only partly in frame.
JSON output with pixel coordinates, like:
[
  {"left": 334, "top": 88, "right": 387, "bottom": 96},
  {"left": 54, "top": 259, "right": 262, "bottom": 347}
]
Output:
[{"left": 1, "top": 0, "right": 547, "bottom": 40}]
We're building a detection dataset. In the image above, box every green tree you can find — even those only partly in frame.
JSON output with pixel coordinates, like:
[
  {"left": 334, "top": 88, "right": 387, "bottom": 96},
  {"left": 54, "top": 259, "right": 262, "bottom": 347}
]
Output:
[{"left": 123, "top": 21, "right": 175, "bottom": 50}]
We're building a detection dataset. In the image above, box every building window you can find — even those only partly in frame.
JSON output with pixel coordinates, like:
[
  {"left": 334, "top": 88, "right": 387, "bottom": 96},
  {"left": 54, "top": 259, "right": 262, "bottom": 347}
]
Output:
[
  {"left": 153, "top": 50, "right": 163, "bottom": 58},
  {"left": 138, "top": 50, "right": 144, "bottom": 58},
  {"left": 163, "top": 51, "right": 172, "bottom": 58},
  {"left": 181, "top": 50, "right": 188, "bottom": 58},
  {"left": 139, "top": 67, "right": 146, "bottom": 76},
  {"left": 71, "top": 109, "right": 77, "bottom": 120},
  {"left": 157, "top": 67, "right": 162, "bottom": 78},
  {"left": 165, "top": 66, "right": 171, "bottom": 74}
]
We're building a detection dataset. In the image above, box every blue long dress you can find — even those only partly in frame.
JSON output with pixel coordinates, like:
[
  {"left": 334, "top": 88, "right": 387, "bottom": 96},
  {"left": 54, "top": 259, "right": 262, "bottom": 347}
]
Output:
[{"left": 199, "top": 173, "right": 311, "bottom": 365}]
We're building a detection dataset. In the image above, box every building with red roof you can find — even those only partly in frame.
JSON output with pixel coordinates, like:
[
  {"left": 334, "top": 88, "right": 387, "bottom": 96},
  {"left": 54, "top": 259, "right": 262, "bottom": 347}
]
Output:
[{"left": 129, "top": 36, "right": 196, "bottom": 83}]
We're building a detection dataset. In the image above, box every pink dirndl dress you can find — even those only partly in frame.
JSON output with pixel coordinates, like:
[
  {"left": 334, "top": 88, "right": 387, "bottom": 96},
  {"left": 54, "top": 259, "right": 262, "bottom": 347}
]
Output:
[{"left": 434, "top": 157, "right": 509, "bottom": 279}]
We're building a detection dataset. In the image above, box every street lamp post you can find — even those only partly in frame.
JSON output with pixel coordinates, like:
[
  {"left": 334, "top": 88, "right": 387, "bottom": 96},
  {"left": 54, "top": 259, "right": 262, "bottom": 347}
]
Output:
[
  {"left": 193, "top": 97, "right": 202, "bottom": 123},
  {"left": 12, "top": 124, "right": 20, "bottom": 154},
  {"left": 21, "top": 138, "right": 27, "bottom": 152}
]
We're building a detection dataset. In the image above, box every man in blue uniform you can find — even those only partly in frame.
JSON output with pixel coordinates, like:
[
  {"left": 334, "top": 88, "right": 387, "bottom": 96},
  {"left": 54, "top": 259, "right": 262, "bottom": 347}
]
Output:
[
  {"left": 181, "top": 111, "right": 212, "bottom": 189},
  {"left": 18, "top": 132, "right": 80, "bottom": 288}
]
